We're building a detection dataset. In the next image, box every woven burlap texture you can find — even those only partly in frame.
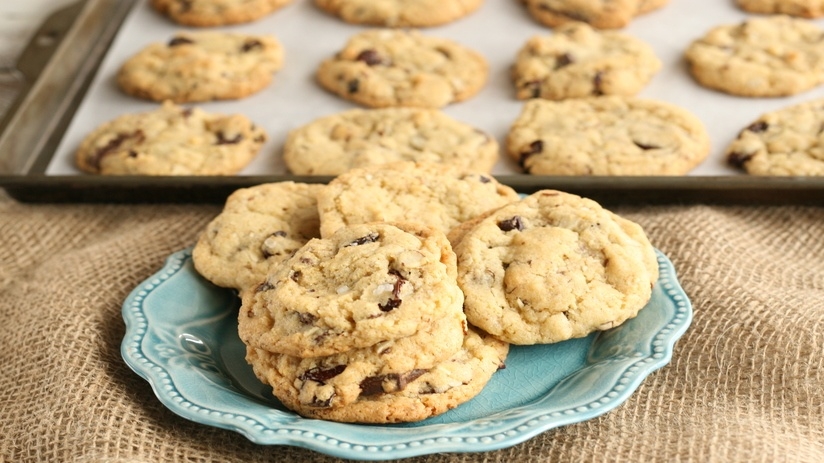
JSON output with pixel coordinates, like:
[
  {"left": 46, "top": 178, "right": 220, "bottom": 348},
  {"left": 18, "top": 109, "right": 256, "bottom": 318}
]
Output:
[{"left": 1, "top": 190, "right": 822, "bottom": 463}]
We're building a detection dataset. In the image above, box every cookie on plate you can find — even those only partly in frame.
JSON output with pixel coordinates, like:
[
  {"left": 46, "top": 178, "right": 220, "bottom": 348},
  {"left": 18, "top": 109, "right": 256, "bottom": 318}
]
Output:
[
  {"left": 725, "top": 98, "right": 824, "bottom": 175},
  {"left": 150, "top": 0, "right": 293, "bottom": 26},
  {"left": 283, "top": 107, "right": 499, "bottom": 175},
  {"left": 118, "top": 31, "right": 284, "bottom": 103},
  {"left": 735, "top": 0, "right": 824, "bottom": 18},
  {"left": 505, "top": 96, "right": 710, "bottom": 175},
  {"left": 313, "top": 0, "right": 483, "bottom": 27},
  {"left": 192, "top": 182, "right": 323, "bottom": 293},
  {"left": 75, "top": 101, "right": 267, "bottom": 175},
  {"left": 247, "top": 326, "right": 509, "bottom": 423},
  {"left": 451, "top": 190, "right": 659, "bottom": 345},
  {"left": 684, "top": 15, "right": 824, "bottom": 97},
  {"left": 238, "top": 222, "right": 464, "bottom": 358},
  {"left": 316, "top": 29, "right": 488, "bottom": 108},
  {"left": 315, "top": 161, "right": 521, "bottom": 238},
  {"left": 511, "top": 22, "right": 661, "bottom": 100},
  {"left": 521, "top": 0, "right": 669, "bottom": 30}
]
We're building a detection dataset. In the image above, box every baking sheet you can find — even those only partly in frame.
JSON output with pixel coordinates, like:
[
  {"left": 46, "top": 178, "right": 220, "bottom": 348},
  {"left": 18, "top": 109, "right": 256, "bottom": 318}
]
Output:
[{"left": 43, "top": 0, "right": 824, "bottom": 177}]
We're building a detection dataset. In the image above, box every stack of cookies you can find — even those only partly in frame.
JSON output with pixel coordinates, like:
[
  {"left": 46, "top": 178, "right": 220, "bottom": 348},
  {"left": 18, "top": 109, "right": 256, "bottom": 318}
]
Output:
[{"left": 192, "top": 162, "right": 659, "bottom": 423}]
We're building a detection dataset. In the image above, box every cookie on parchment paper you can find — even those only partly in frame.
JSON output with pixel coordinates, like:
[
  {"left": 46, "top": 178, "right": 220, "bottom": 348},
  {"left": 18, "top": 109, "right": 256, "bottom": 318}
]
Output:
[
  {"left": 192, "top": 182, "right": 323, "bottom": 293},
  {"left": 150, "top": 0, "right": 293, "bottom": 26},
  {"left": 735, "top": 0, "right": 824, "bottom": 18},
  {"left": 316, "top": 29, "right": 488, "bottom": 109},
  {"left": 521, "top": 0, "right": 669, "bottom": 30},
  {"left": 725, "top": 98, "right": 824, "bottom": 175},
  {"left": 238, "top": 222, "right": 464, "bottom": 358},
  {"left": 450, "top": 190, "right": 659, "bottom": 345},
  {"left": 247, "top": 326, "right": 508, "bottom": 423},
  {"left": 512, "top": 22, "right": 661, "bottom": 100},
  {"left": 283, "top": 107, "right": 499, "bottom": 175},
  {"left": 313, "top": 0, "right": 483, "bottom": 27},
  {"left": 505, "top": 96, "right": 710, "bottom": 175},
  {"left": 117, "top": 31, "right": 283, "bottom": 103},
  {"left": 75, "top": 100, "right": 267, "bottom": 175},
  {"left": 315, "top": 161, "right": 521, "bottom": 238},
  {"left": 684, "top": 15, "right": 824, "bottom": 97}
]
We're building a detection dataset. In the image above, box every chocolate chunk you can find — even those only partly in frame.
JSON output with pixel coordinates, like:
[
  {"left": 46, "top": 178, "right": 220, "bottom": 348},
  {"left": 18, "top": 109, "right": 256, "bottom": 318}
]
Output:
[
  {"left": 168, "top": 36, "right": 194, "bottom": 47},
  {"left": 90, "top": 130, "right": 145, "bottom": 170},
  {"left": 359, "top": 370, "right": 427, "bottom": 396},
  {"left": 356, "top": 49, "right": 383, "bottom": 66},
  {"left": 593, "top": 71, "right": 604, "bottom": 96},
  {"left": 728, "top": 151, "right": 755, "bottom": 168},
  {"left": 347, "top": 79, "right": 360, "bottom": 94},
  {"left": 478, "top": 175, "right": 491, "bottom": 184},
  {"left": 241, "top": 39, "right": 263, "bottom": 52},
  {"left": 299, "top": 365, "right": 347, "bottom": 383},
  {"left": 378, "top": 270, "right": 406, "bottom": 312},
  {"left": 290, "top": 270, "right": 302, "bottom": 282},
  {"left": 746, "top": 121, "right": 769, "bottom": 133},
  {"left": 519, "top": 140, "right": 544, "bottom": 169},
  {"left": 555, "top": 53, "right": 574, "bottom": 69},
  {"left": 498, "top": 216, "right": 524, "bottom": 232},
  {"left": 633, "top": 141, "right": 659, "bottom": 150},
  {"left": 344, "top": 233, "right": 379, "bottom": 247},
  {"left": 297, "top": 312, "right": 317, "bottom": 325},
  {"left": 523, "top": 80, "right": 542, "bottom": 98},
  {"left": 216, "top": 132, "right": 243, "bottom": 145},
  {"left": 256, "top": 281, "right": 275, "bottom": 293}
]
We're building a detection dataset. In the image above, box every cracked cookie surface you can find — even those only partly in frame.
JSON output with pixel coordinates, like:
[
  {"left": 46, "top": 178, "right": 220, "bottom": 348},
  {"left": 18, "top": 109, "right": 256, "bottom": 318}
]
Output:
[
  {"left": 316, "top": 161, "right": 521, "bottom": 238},
  {"left": 238, "top": 222, "right": 464, "bottom": 358},
  {"left": 283, "top": 107, "right": 499, "bottom": 175},
  {"left": 192, "top": 182, "right": 323, "bottom": 293},
  {"left": 450, "top": 190, "right": 659, "bottom": 345},
  {"left": 316, "top": 29, "right": 488, "bottom": 108},
  {"left": 150, "top": 0, "right": 293, "bottom": 26},
  {"left": 314, "top": 0, "right": 483, "bottom": 27},
  {"left": 75, "top": 100, "right": 267, "bottom": 175},
  {"left": 512, "top": 22, "right": 660, "bottom": 100},
  {"left": 506, "top": 96, "right": 710, "bottom": 175},
  {"left": 685, "top": 15, "right": 824, "bottom": 97},
  {"left": 247, "top": 326, "right": 508, "bottom": 423},
  {"left": 725, "top": 98, "right": 824, "bottom": 175},
  {"left": 521, "top": 0, "right": 668, "bottom": 30},
  {"left": 118, "top": 31, "right": 283, "bottom": 102}
]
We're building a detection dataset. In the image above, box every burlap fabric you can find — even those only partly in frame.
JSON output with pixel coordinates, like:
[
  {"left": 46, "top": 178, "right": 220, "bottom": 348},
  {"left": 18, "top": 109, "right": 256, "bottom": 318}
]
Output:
[{"left": 1, "top": 188, "right": 822, "bottom": 463}]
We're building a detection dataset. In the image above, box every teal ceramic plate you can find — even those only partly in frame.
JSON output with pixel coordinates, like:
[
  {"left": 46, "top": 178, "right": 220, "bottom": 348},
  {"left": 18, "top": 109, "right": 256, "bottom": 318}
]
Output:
[{"left": 122, "top": 248, "right": 691, "bottom": 460}]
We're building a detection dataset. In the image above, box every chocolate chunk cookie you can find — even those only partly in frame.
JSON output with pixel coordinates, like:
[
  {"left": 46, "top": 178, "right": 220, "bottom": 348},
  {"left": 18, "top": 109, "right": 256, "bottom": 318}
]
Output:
[
  {"left": 315, "top": 161, "right": 521, "bottom": 238},
  {"left": 151, "top": 0, "right": 293, "bottom": 26},
  {"left": 684, "top": 16, "right": 824, "bottom": 97},
  {"left": 506, "top": 97, "right": 710, "bottom": 175},
  {"left": 238, "top": 222, "right": 464, "bottom": 358},
  {"left": 283, "top": 107, "right": 499, "bottom": 175},
  {"left": 75, "top": 101, "right": 267, "bottom": 175},
  {"left": 725, "top": 98, "right": 824, "bottom": 175},
  {"left": 118, "top": 31, "right": 283, "bottom": 103},
  {"left": 247, "top": 326, "right": 509, "bottom": 423},
  {"left": 521, "top": 0, "right": 669, "bottom": 30},
  {"left": 316, "top": 29, "right": 488, "bottom": 108},
  {"left": 512, "top": 22, "right": 661, "bottom": 100},
  {"left": 192, "top": 182, "right": 323, "bottom": 293},
  {"left": 451, "top": 190, "right": 659, "bottom": 345},
  {"left": 736, "top": 0, "right": 824, "bottom": 18},
  {"left": 313, "top": 0, "right": 483, "bottom": 27}
]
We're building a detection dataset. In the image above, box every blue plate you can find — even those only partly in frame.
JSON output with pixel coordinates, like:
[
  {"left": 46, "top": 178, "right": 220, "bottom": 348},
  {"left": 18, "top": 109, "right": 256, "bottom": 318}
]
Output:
[{"left": 122, "top": 248, "right": 691, "bottom": 460}]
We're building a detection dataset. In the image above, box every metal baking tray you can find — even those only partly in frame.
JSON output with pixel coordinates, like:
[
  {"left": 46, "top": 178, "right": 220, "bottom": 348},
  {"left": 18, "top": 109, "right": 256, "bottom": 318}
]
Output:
[{"left": 1, "top": 0, "right": 823, "bottom": 205}]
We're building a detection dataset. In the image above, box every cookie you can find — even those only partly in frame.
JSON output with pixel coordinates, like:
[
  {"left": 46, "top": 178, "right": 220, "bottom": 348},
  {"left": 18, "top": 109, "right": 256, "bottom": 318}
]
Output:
[
  {"left": 75, "top": 100, "right": 267, "bottom": 175},
  {"left": 512, "top": 22, "right": 661, "bottom": 100},
  {"left": 313, "top": 0, "right": 483, "bottom": 27},
  {"left": 505, "top": 96, "right": 710, "bottom": 175},
  {"left": 684, "top": 16, "right": 824, "bottom": 97},
  {"left": 247, "top": 326, "right": 509, "bottom": 423},
  {"left": 118, "top": 31, "right": 283, "bottom": 103},
  {"left": 725, "top": 98, "right": 824, "bottom": 175},
  {"left": 521, "top": 0, "right": 668, "bottom": 29},
  {"left": 315, "top": 161, "right": 521, "bottom": 238},
  {"left": 150, "top": 0, "right": 293, "bottom": 26},
  {"left": 192, "top": 182, "right": 323, "bottom": 293},
  {"left": 283, "top": 108, "right": 499, "bottom": 175},
  {"left": 451, "top": 190, "right": 659, "bottom": 345},
  {"left": 238, "top": 222, "right": 464, "bottom": 358},
  {"left": 316, "top": 29, "right": 488, "bottom": 108},
  {"left": 736, "top": 0, "right": 824, "bottom": 18},
  {"left": 243, "top": 309, "right": 467, "bottom": 409}
]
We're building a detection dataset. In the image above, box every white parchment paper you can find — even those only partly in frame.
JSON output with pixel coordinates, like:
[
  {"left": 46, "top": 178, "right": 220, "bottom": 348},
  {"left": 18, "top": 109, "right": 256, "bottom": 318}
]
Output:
[{"left": 45, "top": 0, "right": 824, "bottom": 176}]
